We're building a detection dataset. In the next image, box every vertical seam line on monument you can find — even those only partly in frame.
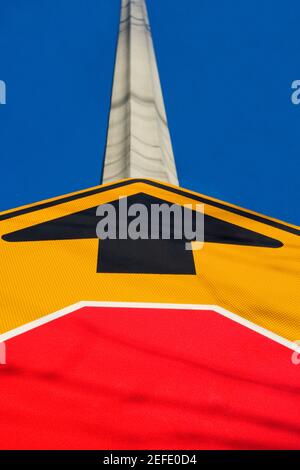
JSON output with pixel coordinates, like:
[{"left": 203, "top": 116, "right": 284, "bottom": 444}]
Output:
[
  {"left": 127, "top": 0, "right": 134, "bottom": 177},
  {"left": 142, "top": 0, "right": 167, "bottom": 183},
  {"left": 126, "top": 0, "right": 132, "bottom": 179}
]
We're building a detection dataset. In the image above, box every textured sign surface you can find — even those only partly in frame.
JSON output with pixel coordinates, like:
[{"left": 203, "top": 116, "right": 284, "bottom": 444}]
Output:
[{"left": 1, "top": 179, "right": 299, "bottom": 346}]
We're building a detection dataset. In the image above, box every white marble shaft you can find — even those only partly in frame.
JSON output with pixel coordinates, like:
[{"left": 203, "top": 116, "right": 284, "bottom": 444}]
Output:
[{"left": 102, "top": 0, "right": 179, "bottom": 185}]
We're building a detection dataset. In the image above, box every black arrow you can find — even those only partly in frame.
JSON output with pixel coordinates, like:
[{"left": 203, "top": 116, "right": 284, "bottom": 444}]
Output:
[{"left": 2, "top": 193, "right": 282, "bottom": 274}]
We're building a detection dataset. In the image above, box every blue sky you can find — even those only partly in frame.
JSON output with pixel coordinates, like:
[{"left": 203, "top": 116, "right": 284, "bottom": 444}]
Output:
[{"left": 0, "top": 0, "right": 299, "bottom": 225}]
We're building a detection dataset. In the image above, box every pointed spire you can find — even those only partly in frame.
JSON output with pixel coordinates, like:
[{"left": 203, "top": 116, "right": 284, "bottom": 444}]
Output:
[{"left": 102, "top": 0, "right": 179, "bottom": 185}]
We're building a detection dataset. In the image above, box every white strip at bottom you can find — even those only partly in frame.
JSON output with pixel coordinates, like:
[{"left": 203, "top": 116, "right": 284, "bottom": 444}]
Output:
[{"left": 0, "top": 300, "right": 298, "bottom": 352}]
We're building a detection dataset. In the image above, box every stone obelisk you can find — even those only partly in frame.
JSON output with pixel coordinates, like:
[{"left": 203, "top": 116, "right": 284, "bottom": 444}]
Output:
[{"left": 102, "top": 0, "right": 179, "bottom": 185}]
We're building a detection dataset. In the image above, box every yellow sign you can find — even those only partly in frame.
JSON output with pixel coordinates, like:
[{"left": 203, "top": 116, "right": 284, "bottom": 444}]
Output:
[{"left": 1, "top": 178, "right": 299, "bottom": 342}]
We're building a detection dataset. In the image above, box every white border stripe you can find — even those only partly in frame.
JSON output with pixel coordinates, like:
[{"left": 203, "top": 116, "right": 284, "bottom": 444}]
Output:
[{"left": 0, "top": 301, "right": 298, "bottom": 352}]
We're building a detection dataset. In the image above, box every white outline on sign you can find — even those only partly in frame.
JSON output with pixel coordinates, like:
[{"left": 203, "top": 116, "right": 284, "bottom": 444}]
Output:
[{"left": 0, "top": 301, "right": 297, "bottom": 352}]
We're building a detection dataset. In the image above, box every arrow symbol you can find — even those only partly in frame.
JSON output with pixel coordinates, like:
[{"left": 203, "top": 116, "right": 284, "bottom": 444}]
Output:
[{"left": 2, "top": 193, "right": 282, "bottom": 274}]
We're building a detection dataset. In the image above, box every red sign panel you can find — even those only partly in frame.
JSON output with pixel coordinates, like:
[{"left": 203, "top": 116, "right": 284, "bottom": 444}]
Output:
[{"left": 0, "top": 304, "right": 299, "bottom": 449}]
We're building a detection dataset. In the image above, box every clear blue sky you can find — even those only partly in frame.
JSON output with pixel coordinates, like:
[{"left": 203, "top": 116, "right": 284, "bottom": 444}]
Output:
[{"left": 0, "top": 0, "right": 299, "bottom": 225}]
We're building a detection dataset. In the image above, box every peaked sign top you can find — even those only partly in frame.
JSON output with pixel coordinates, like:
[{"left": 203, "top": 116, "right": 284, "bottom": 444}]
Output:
[{"left": 102, "top": 0, "right": 179, "bottom": 185}]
